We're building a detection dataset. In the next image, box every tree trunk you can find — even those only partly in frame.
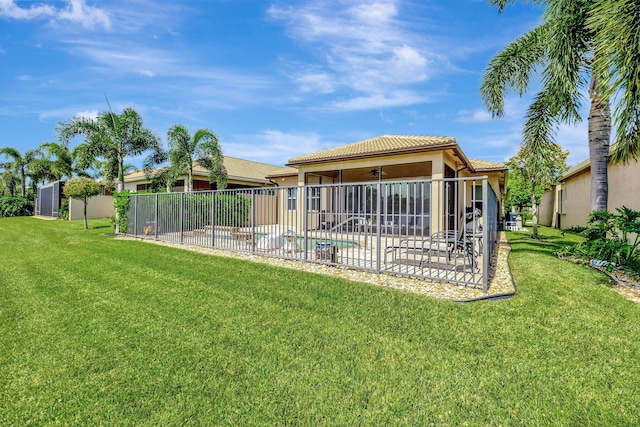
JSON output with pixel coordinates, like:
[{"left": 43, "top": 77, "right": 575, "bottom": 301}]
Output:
[
  {"left": 115, "top": 158, "right": 124, "bottom": 234},
  {"left": 588, "top": 75, "right": 611, "bottom": 212},
  {"left": 20, "top": 166, "right": 26, "bottom": 197},
  {"left": 83, "top": 198, "right": 88, "bottom": 230},
  {"left": 531, "top": 190, "right": 538, "bottom": 239}
]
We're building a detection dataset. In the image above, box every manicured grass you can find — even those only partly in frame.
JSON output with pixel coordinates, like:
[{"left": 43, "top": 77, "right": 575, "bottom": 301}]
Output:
[{"left": 1, "top": 218, "right": 639, "bottom": 425}]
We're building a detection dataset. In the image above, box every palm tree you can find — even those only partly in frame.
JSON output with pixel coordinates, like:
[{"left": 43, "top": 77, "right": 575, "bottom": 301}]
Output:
[
  {"left": 165, "top": 124, "right": 227, "bottom": 192},
  {"left": 481, "top": 0, "right": 640, "bottom": 212},
  {"left": 0, "top": 169, "right": 19, "bottom": 197},
  {"left": 506, "top": 143, "right": 568, "bottom": 238},
  {"left": 56, "top": 107, "right": 161, "bottom": 193},
  {"left": 37, "top": 142, "right": 74, "bottom": 181},
  {"left": 0, "top": 147, "right": 40, "bottom": 197},
  {"left": 57, "top": 107, "right": 161, "bottom": 233}
]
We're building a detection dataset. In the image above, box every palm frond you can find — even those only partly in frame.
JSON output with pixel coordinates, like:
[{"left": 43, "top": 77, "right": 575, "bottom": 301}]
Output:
[
  {"left": 480, "top": 23, "right": 548, "bottom": 117},
  {"left": 591, "top": 0, "right": 640, "bottom": 163}
]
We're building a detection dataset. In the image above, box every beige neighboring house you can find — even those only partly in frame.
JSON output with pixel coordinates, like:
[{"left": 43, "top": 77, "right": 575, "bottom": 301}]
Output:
[
  {"left": 123, "top": 156, "right": 289, "bottom": 191},
  {"left": 267, "top": 134, "right": 508, "bottom": 232},
  {"left": 539, "top": 156, "right": 640, "bottom": 229}
]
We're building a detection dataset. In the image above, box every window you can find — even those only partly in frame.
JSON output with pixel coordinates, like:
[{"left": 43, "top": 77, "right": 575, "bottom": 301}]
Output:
[
  {"left": 287, "top": 188, "right": 297, "bottom": 211},
  {"left": 308, "top": 187, "right": 320, "bottom": 211},
  {"left": 472, "top": 183, "right": 483, "bottom": 212}
]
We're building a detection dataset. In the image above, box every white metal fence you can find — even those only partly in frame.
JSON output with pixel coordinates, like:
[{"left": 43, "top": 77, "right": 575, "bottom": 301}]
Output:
[{"left": 125, "top": 178, "right": 499, "bottom": 291}]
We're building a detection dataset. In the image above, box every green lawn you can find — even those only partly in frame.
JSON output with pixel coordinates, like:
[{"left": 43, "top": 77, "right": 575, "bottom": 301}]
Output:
[{"left": 1, "top": 217, "right": 639, "bottom": 425}]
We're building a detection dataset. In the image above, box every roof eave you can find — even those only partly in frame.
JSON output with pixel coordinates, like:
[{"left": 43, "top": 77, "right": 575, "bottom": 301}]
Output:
[{"left": 286, "top": 142, "right": 459, "bottom": 167}]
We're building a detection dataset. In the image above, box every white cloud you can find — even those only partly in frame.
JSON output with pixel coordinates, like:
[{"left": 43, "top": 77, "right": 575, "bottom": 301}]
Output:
[
  {"left": 294, "top": 72, "right": 335, "bottom": 94},
  {"left": 57, "top": 0, "right": 111, "bottom": 30},
  {"left": 269, "top": 0, "right": 434, "bottom": 107},
  {"left": 555, "top": 122, "right": 588, "bottom": 166},
  {"left": 456, "top": 108, "right": 493, "bottom": 123},
  {"left": 0, "top": 0, "right": 54, "bottom": 20},
  {"left": 0, "top": 0, "right": 110, "bottom": 29},
  {"left": 332, "top": 91, "right": 428, "bottom": 111},
  {"left": 224, "top": 130, "right": 333, "bottom": 164},
  {"left": 76, "top": 110, "right": 98, "bottom": 120}
]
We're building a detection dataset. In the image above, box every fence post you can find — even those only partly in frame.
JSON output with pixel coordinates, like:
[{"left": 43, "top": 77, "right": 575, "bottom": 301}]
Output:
[
  {"left": 133, "top": 194, "right": 138, "bottom": 236},
  {"left": 302, "top": 185, "right": 308, "bottom": 262},
  {"left": 154, "top": 193, "right": 158, "bottom": 240},
  {"left": 376, "top": 182, "right": 382, "bottom": 274},
  {"left": 251, "top": 189, "right": 256, "bottom": 255},
  {"left": 211, "top": 191, "right": 216, "bottom": 248},
  {"left": 482, "top": 178, "right": 489, "bottom": 293},
  {"left": 180, "top": 192, "right": 184, "bottom": 244}
]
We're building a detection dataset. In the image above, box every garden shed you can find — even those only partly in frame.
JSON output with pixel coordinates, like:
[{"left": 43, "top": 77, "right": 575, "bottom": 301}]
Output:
[{"left": 36, "top": 180, "right": 66, "bottom": 218}]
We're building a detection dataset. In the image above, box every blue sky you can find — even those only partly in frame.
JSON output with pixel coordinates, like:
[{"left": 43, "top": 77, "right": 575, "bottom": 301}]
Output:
[{"left": 1, "top": 0, "right": 590, "bottom": 169}]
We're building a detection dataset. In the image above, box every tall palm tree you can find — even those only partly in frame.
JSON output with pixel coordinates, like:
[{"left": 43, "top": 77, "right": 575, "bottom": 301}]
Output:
[
  {"left": 165, "top": 124, "right": 227, "bottom": 192},
  {"left": 481, "top": 0, "right": 640, "bottom": 212},
  {"left": 0, "top": 147, "right": 39, "bottom": 197},
  {"left": 56, "top": 107, "right": 161, "bottom": 193},
  {"left": 57, "top": 107, "right": 161, "bottom": 233}
]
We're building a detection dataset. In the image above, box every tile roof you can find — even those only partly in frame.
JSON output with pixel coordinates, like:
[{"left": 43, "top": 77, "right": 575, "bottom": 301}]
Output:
[
  {"left": 287, "top": 134, "right": 457, "bottom": 165},
  {"left": 468, "top": 159, "right": 507, "bottom": 171},
  {"left": 264, "top": 166, "right": 298, "bottom": 178},
  {"left": 124, "top": 156, "right": 286, "bottom": 184}
]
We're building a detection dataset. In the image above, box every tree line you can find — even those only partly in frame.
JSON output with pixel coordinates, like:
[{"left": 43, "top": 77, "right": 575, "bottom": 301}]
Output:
[{"left": 0, "top": 107, "right": 228, "bottom": 199}]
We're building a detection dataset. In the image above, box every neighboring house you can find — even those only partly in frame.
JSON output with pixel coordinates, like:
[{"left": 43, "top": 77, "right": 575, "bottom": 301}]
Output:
[
  {"left": 267, "top": 135, "right": 508, "bottom": 232},
  {"left": 539, "top": 156, "right": 640, "bottom": 229},
  {"left": 35, "top": 179, "right": 114, "bottom": 220},
  {"left": 123, "top": 156, "right": 288, "bottom": 192},
  {"left": 36, "top": 180, "right": 66, "bottom": 218}
]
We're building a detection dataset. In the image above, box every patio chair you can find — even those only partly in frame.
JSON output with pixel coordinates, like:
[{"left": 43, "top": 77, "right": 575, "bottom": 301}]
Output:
[{"left": 384, "top": 216, "right": 476, "bottom": 270}]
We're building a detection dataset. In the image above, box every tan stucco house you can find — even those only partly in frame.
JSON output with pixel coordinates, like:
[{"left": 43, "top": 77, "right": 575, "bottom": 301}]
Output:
[
  {"left": 265, "top": 135, "right": 508, "bottom": 233},
  {"left": 123, "top": 135, "right": 507, "bottom": 234},
  {"left": 539, "top": 156, "right": 640, "bottom": 229},
  {"left": 123, "top": 156, "right": 290, "bottom": 192}
]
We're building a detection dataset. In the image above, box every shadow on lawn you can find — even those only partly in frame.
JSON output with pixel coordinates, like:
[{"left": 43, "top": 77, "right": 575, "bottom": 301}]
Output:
[{"left": 508, "top": 231, "right": 572, "bottom": 258}]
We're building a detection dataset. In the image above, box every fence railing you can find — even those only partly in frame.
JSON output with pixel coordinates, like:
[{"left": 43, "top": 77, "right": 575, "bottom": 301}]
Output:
[{"left": 125, "top": 178, "right": 499, "bottom": 291}]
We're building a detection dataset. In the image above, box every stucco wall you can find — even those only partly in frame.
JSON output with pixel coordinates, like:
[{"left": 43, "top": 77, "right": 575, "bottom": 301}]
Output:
[
  {"left": 538, "top": 190, "right": 555, "bottom": 227},
  {"left": 69, "top": 195, "right": 114, "bottom": 220},
  {"left": 540, "top": 159, "right": 640, "bottom": 229}
]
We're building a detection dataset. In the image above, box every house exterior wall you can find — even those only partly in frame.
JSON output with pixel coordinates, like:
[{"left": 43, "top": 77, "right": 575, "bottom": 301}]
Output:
[
  {"left": 540, "top": 159, "right": 640, "bottom": 229},
  {"left": 69, "top": 195, "right": 114, "bottom": 220},
  {"left": 538, "top": 190, "right": 555, "bottom": 226}
]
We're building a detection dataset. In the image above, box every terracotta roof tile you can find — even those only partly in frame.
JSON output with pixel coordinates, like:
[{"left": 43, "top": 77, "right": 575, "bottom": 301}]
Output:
[
  {"left": 468, "top": 159, "right": 507, "bottom": 171},
  {"left": 287, "top": 134, "right": 456, "bottom": 164},
  {"left": 124, "top": 156, "right": 286, "bottom": 184}
]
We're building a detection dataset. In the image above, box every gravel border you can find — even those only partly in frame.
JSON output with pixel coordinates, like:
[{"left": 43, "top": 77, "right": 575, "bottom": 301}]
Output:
[{"left": 116, "top": 232, "right": 516, "bottom": 301}]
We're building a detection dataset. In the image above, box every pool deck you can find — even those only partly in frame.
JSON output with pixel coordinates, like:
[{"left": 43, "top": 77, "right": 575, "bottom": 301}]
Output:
[{"left": 147, "top": 223, "right": 486, "bottom": 287}]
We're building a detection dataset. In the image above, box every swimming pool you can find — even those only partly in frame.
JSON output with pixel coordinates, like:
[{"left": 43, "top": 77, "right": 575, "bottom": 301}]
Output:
[{"left": 253, "top": 233, "right": 360, "bottom": 250}]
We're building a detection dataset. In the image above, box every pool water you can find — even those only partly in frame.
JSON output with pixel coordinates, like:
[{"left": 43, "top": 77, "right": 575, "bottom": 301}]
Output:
[{"left": 253, "top": 233, "right": 359, "bottom": 250}]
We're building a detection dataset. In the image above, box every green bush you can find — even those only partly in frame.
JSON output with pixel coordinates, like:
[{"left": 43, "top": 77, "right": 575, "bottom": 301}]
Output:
[
  {"left": 564, "top": 225, "right": 587, "bottom": 234},
  {"left": 0, "top": 196, "right": 34, "bottom": 217},
  {"left": 58, "top": 200, "right": 69, "bottom": 220},
  {"left": 558, "top": 207, "right": 640, "bottom": 274},
  {"left": 113, "top": 191, "right": 130, "bottom": 233}
]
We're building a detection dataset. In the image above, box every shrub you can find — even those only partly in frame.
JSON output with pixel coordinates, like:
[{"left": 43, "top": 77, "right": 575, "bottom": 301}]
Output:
[
  {"left": 564, "top": 226, "right": 587, "bottom": 234},
  {"left": 58, "top": 200, "right": 69, "bottom": 220},
  {"left": 558, "top": 206, "right": 640, "bottom": 274},
  {"left": 0, "top": 196, "right": 34, "bottom": 217},
  {"left": 112, "top": 191, "right": 130, "bottom": 233}
]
